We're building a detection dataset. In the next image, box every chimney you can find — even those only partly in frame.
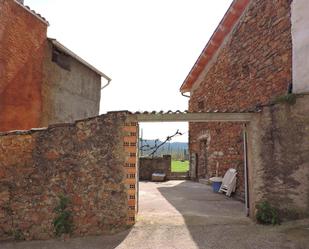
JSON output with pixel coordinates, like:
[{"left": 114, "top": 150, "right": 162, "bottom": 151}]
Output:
[{"left": 16, "top": 0, "right": 24, "bottom": 4}]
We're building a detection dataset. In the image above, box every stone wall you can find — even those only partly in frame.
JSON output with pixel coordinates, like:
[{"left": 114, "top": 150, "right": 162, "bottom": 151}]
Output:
[
  {"left": 189, "top": 123, "right": 245, "bottom": 198},
  {"left": 139, "top": 155, "right": 171, "bottom": 181},
  {"left": 189, "top": 0, "right": 292, "bottom": 199},
  {"left": 0, "top": 0, "right": 48, "bottom": 132},
  {"left": 0, "top": 112, "right": 138, "bottom": 241},
  {"left": 248, "top": 95, "right": 309, "bottom": 219},
  {"left": 41, "top": 40, "right": 102, "bottom": 126}
]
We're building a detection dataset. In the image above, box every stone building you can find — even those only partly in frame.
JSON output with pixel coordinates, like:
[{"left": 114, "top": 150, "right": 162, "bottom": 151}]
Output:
[
  {"left": 180, "top": 0, "right": 308, "bottom": 200},
  {"left": 0, "top": 0, "right": 110, "bottom": 132}
]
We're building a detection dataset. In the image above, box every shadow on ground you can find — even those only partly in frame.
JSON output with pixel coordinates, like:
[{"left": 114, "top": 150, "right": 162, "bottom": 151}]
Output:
[
  {"left": 0, "top": 229, "right": 132, "bottom": 249},
  {"left": 156, "top": 180, "right": 309, "bottom": 249},
  {"left": 156, "top": 181, "right": 248, "bottom": 248}
]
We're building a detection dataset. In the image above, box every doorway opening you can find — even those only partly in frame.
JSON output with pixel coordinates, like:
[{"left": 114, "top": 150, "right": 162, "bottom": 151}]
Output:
[
  {"left": 136, "top": 121, "right": 248, "bottom": 221},
  {"left": 128, "top": 110, "right": 254, "bottom": 224}
]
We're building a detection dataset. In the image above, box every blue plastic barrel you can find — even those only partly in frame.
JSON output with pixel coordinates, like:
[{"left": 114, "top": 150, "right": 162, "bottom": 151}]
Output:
[
  {"left": 209, "top": 177, "right": 223, "bottom": 193},
  {"left": 212, "top": 181, "right": 222, "bottom": 192}
]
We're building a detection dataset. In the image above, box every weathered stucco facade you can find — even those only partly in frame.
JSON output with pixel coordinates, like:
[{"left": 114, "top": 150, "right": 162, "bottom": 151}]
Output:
[
  {"left": 187, "top": 0, "right": 292, "bottom": 199},
  {"left": 248, "top": 95, "right": 309, "bottom": 219},
  {"left": 41, "top": 39, "right": 102, "bottom": 126},
  {"left": 0, "top": 112, "right": 138, "bottom": 240}
]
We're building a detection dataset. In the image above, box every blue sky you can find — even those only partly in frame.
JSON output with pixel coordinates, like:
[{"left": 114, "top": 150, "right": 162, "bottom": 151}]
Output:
[{"left": 26, "top": 0, "right": 233, "bottom": 142}]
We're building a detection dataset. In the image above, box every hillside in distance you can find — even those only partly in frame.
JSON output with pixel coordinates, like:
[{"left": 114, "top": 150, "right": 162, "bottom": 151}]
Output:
[{"left": 139, "top": 139, "right": 188, "bottom": 159}]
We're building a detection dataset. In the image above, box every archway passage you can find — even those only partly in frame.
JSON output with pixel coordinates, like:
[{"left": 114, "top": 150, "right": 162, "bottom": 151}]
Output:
[{"left": 123, "top": 109, "right": 259, "bottom": 224}]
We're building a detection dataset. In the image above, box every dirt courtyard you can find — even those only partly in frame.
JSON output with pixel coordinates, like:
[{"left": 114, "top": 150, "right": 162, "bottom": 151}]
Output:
[{"left": 1, "top": 180, "right": 309, "bottom": 249}]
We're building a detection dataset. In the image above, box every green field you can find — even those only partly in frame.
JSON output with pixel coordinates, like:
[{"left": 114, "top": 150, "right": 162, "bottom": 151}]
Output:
[{"left": 171, "top": 160, "right": 189, "bottom": 173}]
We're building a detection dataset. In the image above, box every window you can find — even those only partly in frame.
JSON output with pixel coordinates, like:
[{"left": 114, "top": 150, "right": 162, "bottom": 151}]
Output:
[{"left": 52, "top": 47, "right": 71, "bottom": 71}]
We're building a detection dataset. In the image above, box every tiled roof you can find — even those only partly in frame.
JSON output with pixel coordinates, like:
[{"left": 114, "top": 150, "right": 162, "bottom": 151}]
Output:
[
  {"left": 128, "top": 109, "right": 260, "bottom": 122},
  {"left": 14, "top": 0, "right": 49, "bottom": 25},
  {"left": 180, "top": 0, "right": 250, "bottom": 93},
  {"left": 127, "top": 108, "right": 261, "bottom": 115}
]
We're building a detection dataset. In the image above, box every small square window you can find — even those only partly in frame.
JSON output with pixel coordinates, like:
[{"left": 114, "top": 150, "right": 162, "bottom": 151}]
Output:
[{"left": 52, "top": 48, "right": 71, "bottom": 71}]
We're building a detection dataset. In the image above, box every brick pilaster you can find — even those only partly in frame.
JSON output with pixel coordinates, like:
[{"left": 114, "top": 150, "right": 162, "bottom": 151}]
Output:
[{"left": 123, "top": 121, "right": 139, "bottom": 225}]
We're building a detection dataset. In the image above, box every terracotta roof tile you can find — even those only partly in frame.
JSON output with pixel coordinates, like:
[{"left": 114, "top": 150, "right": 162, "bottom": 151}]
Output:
[
  {"left": 180, "top": 0, "right": 250, "bottom": 93},
  {"left": 14, "top": 0, "right": 49, "bottom": 25}
]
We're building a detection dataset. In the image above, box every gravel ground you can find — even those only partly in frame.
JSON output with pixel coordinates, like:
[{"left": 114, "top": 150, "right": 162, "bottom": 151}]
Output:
[{"left": 1, "top": 181, "right": 309, "bottom": 249}]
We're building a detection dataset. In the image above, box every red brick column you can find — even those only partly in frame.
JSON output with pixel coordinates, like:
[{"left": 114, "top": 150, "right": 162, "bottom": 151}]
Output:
[{"left": 123, "top": 121, "right": 139, "bottom": 225}]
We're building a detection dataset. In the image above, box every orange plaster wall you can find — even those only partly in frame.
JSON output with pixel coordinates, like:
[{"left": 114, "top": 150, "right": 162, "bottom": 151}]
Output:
[{"left": 0, "top": 0, "right": 47, "bottom": 132}]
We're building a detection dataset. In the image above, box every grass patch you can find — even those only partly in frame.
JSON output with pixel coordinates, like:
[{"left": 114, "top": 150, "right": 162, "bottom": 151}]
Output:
[
  {"left": 53, "top": 195, "right": 73, "bottom": 237},
  {"left": 171, "top": 160, "right": 189, "bottom": 173},
  {"left": 256, "top": 201, "right": 280, "bottom": 225}
]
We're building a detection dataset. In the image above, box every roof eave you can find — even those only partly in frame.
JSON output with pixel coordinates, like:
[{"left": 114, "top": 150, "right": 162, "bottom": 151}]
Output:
[
  {"left": 13, "top": 0, "right": 49, "bottom": 26},
  {"left": 180, "top": 0, "right": 250, "bottom": 93},
  {"left": 48, "top": 38, "right": 111, "bottom": 81}
]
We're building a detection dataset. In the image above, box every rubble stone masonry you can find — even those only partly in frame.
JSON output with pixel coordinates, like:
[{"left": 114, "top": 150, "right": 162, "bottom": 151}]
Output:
[
  {"left": 139, "top": 155, "right": 172, "bottom": 181},
  {"left": 0, "top": 112, "right": 137, "bottom": 241},
  {"left": 189, "top": 0, "right": 292, "bottom": 199}
]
